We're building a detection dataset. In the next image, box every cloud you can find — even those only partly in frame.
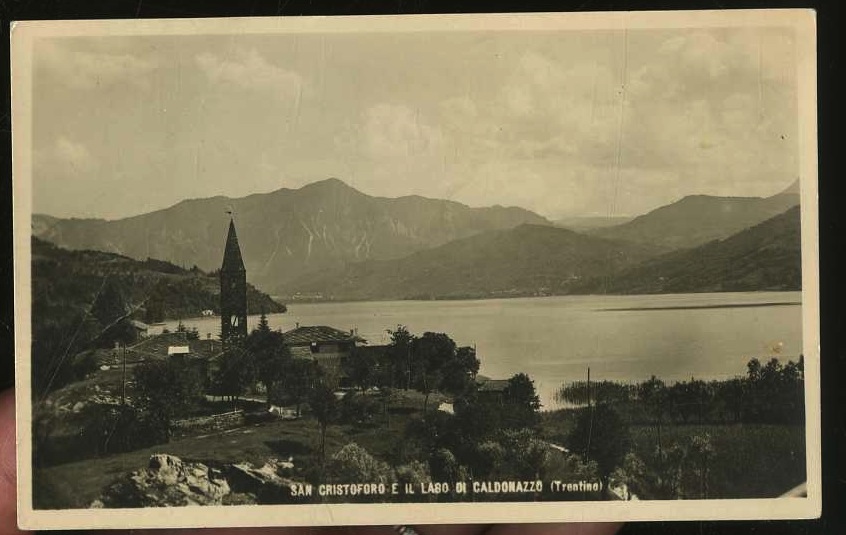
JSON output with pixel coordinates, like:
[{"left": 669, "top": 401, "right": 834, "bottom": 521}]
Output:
[
  {"left": 618, "top": 29, "right": 797, "bottom": 191},
  {"left": 438, "top": 51, "right": 622, "bottom": 166},
  {"left": 330, "top": 103, "right": 451, "bottom": 199},
  {"left": 430, "top": 28, "right": 797, "bottom": 216},
  {"left": 48, "top": 136, "right": 97, "bottom": 171},
  {"left": 361, "top": 103, "right": 444, "bottom": 160},
  {"left": 195, "top": 48, "right": 304, "bottom": 98},
  {"left": 38, "top": 42, "right": 157, "bottom": 90}
]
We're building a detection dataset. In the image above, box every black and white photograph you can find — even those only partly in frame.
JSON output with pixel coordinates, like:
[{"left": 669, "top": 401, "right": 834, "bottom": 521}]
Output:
[{"left": 11, "top": 10, "right": 820, "bottom": 529}]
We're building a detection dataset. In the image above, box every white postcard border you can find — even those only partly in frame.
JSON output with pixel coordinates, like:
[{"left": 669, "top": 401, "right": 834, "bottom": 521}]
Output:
[{"left": 12, "top": 9, "right": 820, "bottom": 530}]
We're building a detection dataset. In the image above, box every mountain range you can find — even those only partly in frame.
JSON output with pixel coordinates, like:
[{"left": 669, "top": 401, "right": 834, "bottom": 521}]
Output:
[
  {"left": 573, "top": 205, "right": 802, "bottom": 295},
  {"left": 33, "top": 178, "right": 547, "bottom": 295},
  {"left": 32, "top": 178, "right": 802, "bottom": 300},
  {"left": 591, "top": 179, "right": 800, "bottom": 250}
]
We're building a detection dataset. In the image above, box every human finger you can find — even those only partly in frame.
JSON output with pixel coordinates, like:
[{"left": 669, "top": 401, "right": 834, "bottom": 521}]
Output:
[{"left": 0, "top": 389, "right": 27, "bottom": 535}]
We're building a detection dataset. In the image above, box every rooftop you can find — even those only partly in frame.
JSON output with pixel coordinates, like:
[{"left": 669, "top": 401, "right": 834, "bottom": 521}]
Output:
[
  {"left": 283, "top": 325, "right": 363, "bottom": 345},
  {"left": 476, "top": 378, "right": 510, "bottom": 393},
  {"left": 128, "top": 332, "right": 223, "bottom": 360}
]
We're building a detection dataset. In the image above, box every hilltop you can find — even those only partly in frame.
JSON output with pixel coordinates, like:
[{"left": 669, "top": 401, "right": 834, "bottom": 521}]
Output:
[{"left": 591, "top": 180, "right": 799, "bottom": 251}]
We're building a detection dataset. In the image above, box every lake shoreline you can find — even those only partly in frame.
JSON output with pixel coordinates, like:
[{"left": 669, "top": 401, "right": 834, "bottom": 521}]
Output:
[
  {"left": 598, "top": 301, "right": 802, "bottom": 312},
  {"left": 270, "top": 289, "right": 803, "bottom": 307},
  {"left": 170, "top": 291, "right": 803, "bottom": 411}
]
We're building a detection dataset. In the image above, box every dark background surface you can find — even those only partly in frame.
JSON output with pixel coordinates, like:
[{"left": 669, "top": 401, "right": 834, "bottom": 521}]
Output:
[{"left": 0, "top": 0, "right": 840, "bottom": 533}]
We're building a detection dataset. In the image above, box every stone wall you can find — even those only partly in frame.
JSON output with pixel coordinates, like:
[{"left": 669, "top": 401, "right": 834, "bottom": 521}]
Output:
[{"left": 172, "top": 410, "right": 245, "bottom": 438}]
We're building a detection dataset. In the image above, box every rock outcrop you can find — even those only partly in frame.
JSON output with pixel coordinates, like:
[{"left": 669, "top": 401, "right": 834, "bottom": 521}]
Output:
[
  {"left": 225, "top": 458, "right": 297, "bottom": 503},
  {"left": 93, "top": 454, "right": 230, "bottom": 507},
  {"left": 92, "top": 454, "right": 300, "bottom": 507}
]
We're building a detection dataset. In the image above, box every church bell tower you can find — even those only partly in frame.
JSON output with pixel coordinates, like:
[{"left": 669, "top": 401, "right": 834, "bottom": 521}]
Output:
[{"left": 220, "top": 217, "right": 248, "bottom": 348}]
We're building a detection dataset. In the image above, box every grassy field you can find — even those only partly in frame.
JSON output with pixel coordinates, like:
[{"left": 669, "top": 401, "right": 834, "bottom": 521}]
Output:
[
  {"left": 629, "top": 423, "right": 806, "bottom": 499},
  {"left": 33, "top": 389, "right": 442, "bottom": 509},
  {"left": 541, "top": 409, "right": 805, "bottom": 499}
]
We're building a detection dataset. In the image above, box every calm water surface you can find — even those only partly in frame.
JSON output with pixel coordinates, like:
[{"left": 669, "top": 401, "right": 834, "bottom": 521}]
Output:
[{"left": 170, "top": 292, "right": 803, "bottom": 409}]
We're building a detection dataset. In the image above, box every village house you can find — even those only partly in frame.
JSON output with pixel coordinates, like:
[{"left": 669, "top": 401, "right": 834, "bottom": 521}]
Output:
[
  {"left": 123, "top": 331, "right": 224, "bottom": 384},
  {"left": 282, "top": 325, "right": 364, "bottom": 374},
  {"left": 475, "top": 377, "right": 510, "bottom": 405},
  {"left": 128, "top": 320, "right": 150, "bottom": 339}
]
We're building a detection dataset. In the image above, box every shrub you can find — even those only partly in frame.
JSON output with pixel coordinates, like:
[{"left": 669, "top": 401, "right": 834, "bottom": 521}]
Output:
[{"left": 327, "top": 442, "right": 395, "bottom": 485}]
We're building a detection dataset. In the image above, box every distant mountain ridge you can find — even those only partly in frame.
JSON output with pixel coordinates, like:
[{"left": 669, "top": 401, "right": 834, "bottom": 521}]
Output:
[
  {"left": 34, "top": 178, "right": 803, "bottom": 301},
  {"left": 591, "top": 180, "right": 800, "bottom": 251},
  {"left": 554, "top": 215, "right": 635, "bottom": 232},
  {"left": 33, "top": 178, "right": 550, "bottom": 295},
  {"left": 574, "top": 206, "right": 801, "bottom": 295},
  {"left": 280, "top": 223, "right": 659, "bottom": 301}
]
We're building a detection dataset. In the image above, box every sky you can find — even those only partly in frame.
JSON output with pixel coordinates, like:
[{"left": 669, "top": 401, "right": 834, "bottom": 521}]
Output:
[{"left": 31, "top": 24, "right": 799, "bottom": 220}]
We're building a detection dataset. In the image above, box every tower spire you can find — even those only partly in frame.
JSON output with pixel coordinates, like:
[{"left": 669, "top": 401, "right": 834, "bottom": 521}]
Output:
[
  {"left": 222, "top": 217, "right": 246, "bottom": 272},
  {"left": 220, "top": 215, "right": 247, "bottom": 348}
]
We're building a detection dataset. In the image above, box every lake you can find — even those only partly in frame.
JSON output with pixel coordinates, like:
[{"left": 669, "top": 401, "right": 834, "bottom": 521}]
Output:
[{"left": 169, "top": 291, "right": 803, "bottom": 410}]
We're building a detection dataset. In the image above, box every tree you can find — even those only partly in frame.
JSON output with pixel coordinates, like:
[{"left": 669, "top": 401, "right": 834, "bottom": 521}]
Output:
[
  {"left": 744, "top": 356, "right": 805, "bottom": 424},
  {"left": 687, "top": 432, "right": 714, "bottom": 498},
  {"left": 376, "top": 386, "right": 398, "bottom": 424},
  {"left": 273, "top": 358, "right": 319, "bottom": 416},
  {"left": 557, "top": 380, "right": 634, "bottom": 406},
  {"left": 211, "top": 347, "right": 256, "bottom": 404},
  {"left": 497, "top": 428, "right": 550, "bottom": 481},
  {"left": 428, "top": 448, "right": 462, "bottom": 483},
  {"left": 246, "top": 314, "right": 290, "bottom": 397},
  {"left": 452, "top": 392, "right": 504, "bottom": 444},
  {"left": 502, "top": 373, "right": 542, "bottom": 428},
  {"left": 638, "top": 376, "right": 667, "bottom": 454},
  {"left": 470, "top": 441, "right": 506, "bottom": 479},
  {"left": 412, "top": 332, "right": 458, "bottom": 414},
  {"left": 91, "top": 278, "right": 136, "bottom": 347},
  {"left": 133, "top": 358, "right": 206, "bottom": 442},
  {"left": 327, "top": 442, "right": 394, "bottom": 485},
  {"left": 31, "top": 308, "right": 101, "bottom": 397},
  {"left": 439, "top": 345, "right": 480, "bottom": 400},
  {"left": 385, "top": 325, "right": 416, "bottom": 389},
  {"left": 343, "top": 346, "right": 379, "bottom": 392},
  {"left": 394, "top": 460, "right": 432, "bottom": 500},
  {"left": 612, "top": 453, "right": 648, "bottom": 500},
  {"left": 339, "top": 391, "right": 379, "bottom": 425},
  {"left": 568, "top": 403, "right": 631, "bottom": 496},
  {"left": 309, "top": 379, "right": 339, "bottom": 472}
]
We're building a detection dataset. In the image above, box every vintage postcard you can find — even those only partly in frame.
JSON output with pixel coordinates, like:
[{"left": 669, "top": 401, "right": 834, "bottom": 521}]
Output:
[{"left": 12, "top": 9, "right": 819, "bottom": 530}]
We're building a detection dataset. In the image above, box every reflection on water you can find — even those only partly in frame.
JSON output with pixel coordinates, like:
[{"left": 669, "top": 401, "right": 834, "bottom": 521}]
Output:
[{"left": 171, "top": 292, "right": 802, "bottom": 410}]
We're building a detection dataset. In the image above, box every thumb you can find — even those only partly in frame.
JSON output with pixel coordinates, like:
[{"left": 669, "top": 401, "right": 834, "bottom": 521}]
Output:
[{"left": 0, "top": 389, "right": 28, "bottom": 534}]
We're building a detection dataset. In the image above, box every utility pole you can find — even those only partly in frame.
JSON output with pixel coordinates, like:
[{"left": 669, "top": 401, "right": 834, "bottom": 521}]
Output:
[
  {"left": 406, "top": 340, "right": 412, "bottom": 391},
  {"left": 121, "top": 343, "right": 127, "bottom": 405},
  {"left": 585, "top": 366, "right": 593, "bottom": 461}
]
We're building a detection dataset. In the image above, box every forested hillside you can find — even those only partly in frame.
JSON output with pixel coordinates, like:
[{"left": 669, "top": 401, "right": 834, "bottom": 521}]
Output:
[
  {"left": 281, "top": 224, "right": 658, "bottom": 301},
  {"left": 574, "top": 206, "right": 801, "bottom": 295},
  {"left": 31, "top": 237, "right": 285, "bottom": 395}
]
